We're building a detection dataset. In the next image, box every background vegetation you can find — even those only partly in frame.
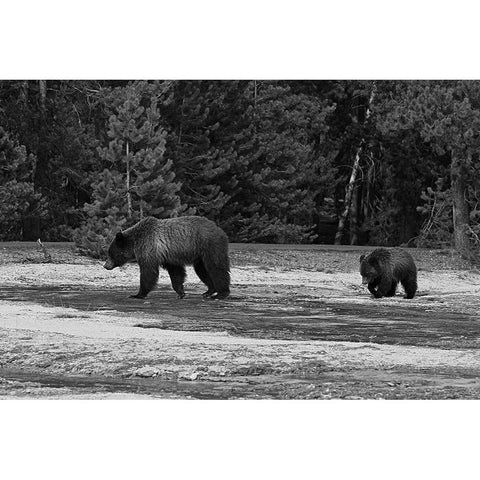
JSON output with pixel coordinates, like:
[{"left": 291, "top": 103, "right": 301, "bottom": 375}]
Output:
[{"left": 1, "top": 80, "right": 479, "bottom": 258}]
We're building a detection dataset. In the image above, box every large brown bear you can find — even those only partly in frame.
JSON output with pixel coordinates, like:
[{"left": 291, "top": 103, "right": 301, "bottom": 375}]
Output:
[
  {"left": 359, "top": 248, "right": 417, "bottom": 299},
  {"left": 103, "top": 216, "right": 230, "bottom": 300}
]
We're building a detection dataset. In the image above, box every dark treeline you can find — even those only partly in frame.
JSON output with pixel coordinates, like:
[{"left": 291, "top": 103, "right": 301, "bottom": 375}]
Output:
[{"left": 1, "top": 80, "right": 480, "bottom": 257}]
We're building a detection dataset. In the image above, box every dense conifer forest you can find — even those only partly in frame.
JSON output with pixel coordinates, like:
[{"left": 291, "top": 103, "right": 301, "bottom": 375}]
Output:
[{"left": 1, "top": 80, "right": 479, "bottom": 257}]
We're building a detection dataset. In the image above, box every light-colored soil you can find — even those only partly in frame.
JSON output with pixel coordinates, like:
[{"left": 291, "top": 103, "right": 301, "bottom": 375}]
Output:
[{"left": 1, "top": 243, "right": 480, "bottom": 399}]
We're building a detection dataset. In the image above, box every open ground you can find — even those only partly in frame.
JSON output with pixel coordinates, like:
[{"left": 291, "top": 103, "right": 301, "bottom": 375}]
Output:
[{"left": 1, "top": 242, "right": 480, "bottom": 399}]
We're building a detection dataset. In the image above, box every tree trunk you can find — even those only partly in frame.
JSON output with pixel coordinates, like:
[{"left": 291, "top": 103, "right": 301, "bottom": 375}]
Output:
[
  {"left": 334, "top": 82, "right": 376, "bottom": 245},
  {"left": 349, "top": 182, "right": 359, "bottom": 245},
  {"left": 126, "top": 141, "right": 132, "bottom": 219},
  {"left": 29, "top": 80, "right": 43, "bottom": 239},
  {"left": 334, "top": 151, "right": 361, "bottom": 245},
  {"left": 19, "top": 81, "right": 28, "bottom": 105},
  {"left": 39, "top": 80, "right": 47, "bottom": 117},
  {"left": 451, "top": 154, "right": 470, "bottom": 256},
  {"left": 252, "top": 80, "right": 258, "bottom": 134}
]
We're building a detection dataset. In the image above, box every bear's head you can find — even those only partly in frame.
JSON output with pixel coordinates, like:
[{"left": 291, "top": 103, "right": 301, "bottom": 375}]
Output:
[
  {"left": 359, "top": 254, "right": 380, "bottom": 285},
  {"left": 103, "top": 231, "right": 135, "bottom": 270}
]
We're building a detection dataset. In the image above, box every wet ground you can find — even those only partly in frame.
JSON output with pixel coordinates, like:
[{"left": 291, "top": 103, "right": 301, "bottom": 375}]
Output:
[
  {"left": 2, "top": 284, "right": 480, "bottom": 349},
  {"left": 1, "top": 243, "right": 480, "bottom": 399}
]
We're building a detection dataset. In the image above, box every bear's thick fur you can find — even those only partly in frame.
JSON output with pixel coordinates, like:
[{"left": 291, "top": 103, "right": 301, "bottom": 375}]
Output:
[
  {"left": 359, "top": 248, "right": 417, "bottom": 299},
  {"left": 104, "top": 216, "right": 230, "bottom": 300}
]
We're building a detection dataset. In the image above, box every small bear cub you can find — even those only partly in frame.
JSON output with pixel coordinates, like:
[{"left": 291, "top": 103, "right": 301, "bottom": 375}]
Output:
[{"left": 359, "top": 248, "right": 417, "bottom": 299}]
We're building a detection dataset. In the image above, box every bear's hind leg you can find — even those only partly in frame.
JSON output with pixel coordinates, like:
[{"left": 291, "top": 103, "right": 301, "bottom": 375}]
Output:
[
  {"left": 165, "top": 264, "right": 187, "bottom": 299},
  {"left": 401, "top": 274, "right": 417, "bottom": 299},
  {"left": 203, "top": 254, "right": 230, "bottom": 300},
  {"left": 193, "top": 260, "right": 216, "bottom": 298},
  {"left": 207, "top": 266, "right": 230, "bottom": 300},
  {"left": 131, "top": 263, "right": 159, "bottom": 299}
]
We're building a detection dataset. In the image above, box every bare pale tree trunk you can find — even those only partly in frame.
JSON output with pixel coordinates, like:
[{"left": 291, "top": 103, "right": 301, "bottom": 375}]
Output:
[
  {"left": 334, "top": 83, "right": 376, "bottom": 245},
  {"left": 177, "top": 97, "right": 185, "bottom": 146},
  {"left": 126, "top": 141, "right": 132, "bottom": 219},
  {"left": 451, "top": 154, "right": 470, "bottom": 256},
  {"left": 363, "top": 160, "right": 374, "bottom": 220},
  {"left": 334, "top": 148, "right": 361, "bottom": 245},
  {"left": 37, "top": 239, "right": 52, "bottom": 262},
  {"left": 349, "top": 182, "right": 359, "bottom": 245}
]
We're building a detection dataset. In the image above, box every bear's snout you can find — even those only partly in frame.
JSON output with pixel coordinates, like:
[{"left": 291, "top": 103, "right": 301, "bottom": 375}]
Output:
[
  {"left": 361, "top": 276, "right": 369, "bottom": 285},
  {"left": 103, "top": 258, "right": 115, "bottom": 270}
]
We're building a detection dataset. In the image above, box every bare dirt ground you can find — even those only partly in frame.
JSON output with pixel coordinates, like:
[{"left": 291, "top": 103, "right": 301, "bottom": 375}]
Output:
[{"left": 1, "top": 242, "right": 480, "bottom": 399}]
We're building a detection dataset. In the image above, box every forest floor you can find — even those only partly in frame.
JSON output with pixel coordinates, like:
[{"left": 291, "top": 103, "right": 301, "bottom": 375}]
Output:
[{"left": 1, "top": 242, "right": 480, "bottom": 399}]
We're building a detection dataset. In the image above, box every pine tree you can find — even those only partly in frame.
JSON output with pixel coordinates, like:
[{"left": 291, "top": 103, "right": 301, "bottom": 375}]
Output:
[
  {"left": 0, "top": 80, "right": 105, "bottom": 240},
  {"left": 0, "top": 127, "right": 46, "bottom": 240},
  {"left": 162, "top": 81, "right": 242, "bottom": 220},
  {"left": 74, "top": 81, "right": 184, "bottom": 257},
  {"left": 376, "top": 81, "right": 480, "bottom": 255},
  {"left": 223, "top": 81, "right": 335, "bottom": 243}
]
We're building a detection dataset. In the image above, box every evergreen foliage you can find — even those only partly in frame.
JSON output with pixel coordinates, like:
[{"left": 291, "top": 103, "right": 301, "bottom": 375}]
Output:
[
  {"left": 2, "top": 80, "right": 480, "bottom": 256},
  {"left": 0, "top": 127, "right": 46, "bottom": 240},
  {"left": 73, "top": 81, "right": 184, "bottom": 257},
  {"left": 220, "top": 81, "right": 335, "bottom": 243}
]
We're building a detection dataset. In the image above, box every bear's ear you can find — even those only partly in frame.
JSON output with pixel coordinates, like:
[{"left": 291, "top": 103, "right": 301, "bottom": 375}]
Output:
[
  {"left": 115, "top": 231, "right": 125, "bottom": 244},
  {"left": 359, "top": 254, "right": 366, "bottom": 262}
]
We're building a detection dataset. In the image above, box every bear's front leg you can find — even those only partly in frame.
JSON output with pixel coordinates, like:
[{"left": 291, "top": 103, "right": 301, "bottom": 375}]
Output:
[
  {"left": 130, "top": 263, "right": 159, "bottom": 299},
  {"left": 165, "top": 264, "right": 186, "bottom": 299},
  {"left": 367, "top": 279, "right": 379, "bottom": 296},
  {"left": 373, "top": 277, "right": 391, "bottom": 299}
]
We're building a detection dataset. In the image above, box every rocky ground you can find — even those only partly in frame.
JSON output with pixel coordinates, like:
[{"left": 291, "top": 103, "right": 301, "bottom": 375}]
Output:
[{"left": 1, "top": 242, "right": 480, "bottom": 399}]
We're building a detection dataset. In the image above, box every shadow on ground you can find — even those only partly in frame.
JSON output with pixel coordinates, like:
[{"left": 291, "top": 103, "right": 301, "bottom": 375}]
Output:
[{"left": 1, "top": 285, "right": 480, "bottom": 350}]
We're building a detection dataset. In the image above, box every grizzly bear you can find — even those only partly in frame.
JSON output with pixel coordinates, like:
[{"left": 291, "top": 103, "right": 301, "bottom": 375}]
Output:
[
  {"left": 359, "top": 248, "right": 417, "bottom": 299},
  {"left": 103, "top": 216, "right": 230, "bottom": 300}
]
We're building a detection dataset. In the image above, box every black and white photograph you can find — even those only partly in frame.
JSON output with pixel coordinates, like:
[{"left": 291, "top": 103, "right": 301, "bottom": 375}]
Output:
[
  {"left": 3, "top": 78, "right": 480, "bottom": 401},
  {"left": 2, "top": 1, "right": 480, "bottom": 479}
]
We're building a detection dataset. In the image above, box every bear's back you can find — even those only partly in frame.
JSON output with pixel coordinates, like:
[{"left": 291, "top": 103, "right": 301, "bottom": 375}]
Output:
[
  {"left": 389, "top": 248, "right": 416, "bottom": 276},
  {"left": 361, "top": 247, "right": 416, "bottom": 279},
  {"left": 129, "top": 216, "right": 227, "bottom": 265}
]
